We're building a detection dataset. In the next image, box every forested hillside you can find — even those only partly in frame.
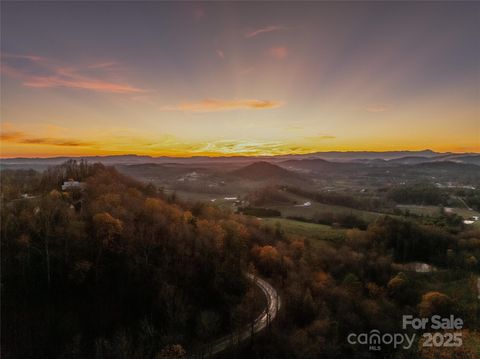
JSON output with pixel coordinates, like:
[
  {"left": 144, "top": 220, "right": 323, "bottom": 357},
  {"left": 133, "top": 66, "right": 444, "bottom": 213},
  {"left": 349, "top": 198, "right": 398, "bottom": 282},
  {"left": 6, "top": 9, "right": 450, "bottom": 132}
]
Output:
[
  {"left": 2, "top": 161, "right": 480, "bottom": 358},
  {"left": 2, "top": 162, "right": 253, "bottom": 358}
]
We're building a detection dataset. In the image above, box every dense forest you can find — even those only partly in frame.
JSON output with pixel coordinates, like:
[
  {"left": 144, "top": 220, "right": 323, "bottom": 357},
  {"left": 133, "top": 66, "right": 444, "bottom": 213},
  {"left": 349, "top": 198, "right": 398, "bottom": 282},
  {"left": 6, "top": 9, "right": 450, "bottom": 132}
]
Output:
[
  {"left": 2, "top": 161, "right": 480, "bottom": 358},
  {"left": 2, "top": 162, "right": 253, "bottom": 358},
  {"left": 387, "top": 183, "right": 448, "bottom": 206}
]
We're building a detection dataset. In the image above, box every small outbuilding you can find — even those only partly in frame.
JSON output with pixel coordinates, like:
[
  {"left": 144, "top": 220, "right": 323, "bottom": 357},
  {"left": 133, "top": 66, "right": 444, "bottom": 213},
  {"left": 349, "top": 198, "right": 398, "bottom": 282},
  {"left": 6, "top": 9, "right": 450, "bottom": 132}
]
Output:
[{"left": 61, "top": 179, "right": 85, "bottom": 191}]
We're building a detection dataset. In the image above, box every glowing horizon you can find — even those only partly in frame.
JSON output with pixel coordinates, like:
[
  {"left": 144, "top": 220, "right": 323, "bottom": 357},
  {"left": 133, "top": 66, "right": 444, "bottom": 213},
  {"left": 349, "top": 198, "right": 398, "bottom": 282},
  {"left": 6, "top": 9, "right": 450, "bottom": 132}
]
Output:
[{"left": 1, "top": 2, "right": 479, "bottom": 158}]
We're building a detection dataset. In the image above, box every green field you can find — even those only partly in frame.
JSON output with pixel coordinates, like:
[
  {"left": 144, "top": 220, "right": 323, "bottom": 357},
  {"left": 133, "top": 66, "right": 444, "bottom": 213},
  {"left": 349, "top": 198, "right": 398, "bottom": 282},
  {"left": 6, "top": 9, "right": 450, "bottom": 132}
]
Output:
[
  {"left": 268, "top": 201, "right": 383, "bottom": 222},
  {"left": 261, "top": 217, "right": 346, "bottom": 242},
  {"left": 164, "top": 189, "right": 242, "bottom": 209},
  {"left": 254, "top": 189, "right": 386, "bottom": 222},
  {"left": 397, "top": 204, "right": 480, "bottom": 227},
  {"left": 166, "top": 189, "right": 386, "bottom": 228}
]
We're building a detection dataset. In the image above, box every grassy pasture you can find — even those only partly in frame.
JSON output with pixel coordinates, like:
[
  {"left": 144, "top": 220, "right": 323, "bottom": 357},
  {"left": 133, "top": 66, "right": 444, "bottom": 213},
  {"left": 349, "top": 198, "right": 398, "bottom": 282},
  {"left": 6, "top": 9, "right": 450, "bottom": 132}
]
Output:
[
  {"left": 261, "top": 217, "right": 346, "bottom": 242},
  {"left": 267, "top": 201, "right": 383, "bottom": 223},
  {"left": 397, "top": 204, "right": 480, "bottom": 227}
]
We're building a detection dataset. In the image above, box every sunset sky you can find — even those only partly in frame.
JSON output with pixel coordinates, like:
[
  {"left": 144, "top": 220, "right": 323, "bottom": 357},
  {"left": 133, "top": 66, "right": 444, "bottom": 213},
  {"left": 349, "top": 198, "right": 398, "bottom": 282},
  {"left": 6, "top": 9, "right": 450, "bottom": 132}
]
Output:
[{"left": 1, "top": 1, "right": 479, "bottom": 157}]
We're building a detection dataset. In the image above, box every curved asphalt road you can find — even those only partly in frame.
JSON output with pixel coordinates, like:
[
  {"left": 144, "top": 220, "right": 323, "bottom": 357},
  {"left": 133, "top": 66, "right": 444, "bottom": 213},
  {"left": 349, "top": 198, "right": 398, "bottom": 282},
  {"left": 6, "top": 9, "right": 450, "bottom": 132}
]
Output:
[{"left": 192, "top": 273, "right": 281, "bottom": 358}]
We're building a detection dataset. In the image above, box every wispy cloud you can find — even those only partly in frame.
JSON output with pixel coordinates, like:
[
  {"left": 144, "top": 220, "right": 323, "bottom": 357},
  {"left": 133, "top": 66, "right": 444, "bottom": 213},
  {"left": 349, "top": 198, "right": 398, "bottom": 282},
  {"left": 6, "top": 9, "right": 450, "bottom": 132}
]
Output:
[
  {"left": 245, "top": 25, "right": 289, "bottom": 39},
  {"left": 304, "top": 134, "right": 336, "bottom": 141},
  {"left": 268, "top": 46, "right": 288, "bottom": 59},
  {"left": 88, "top": 61, "right": 119, "bottom": 69},
  {"left": 193, "top": 139, "right": 286, "bottom": 155},
  {"left": 2, "top": 53, "right": 49, "bottom": 63},
  {"left": 162, "top": 98, "right": 284, "bottom": 112},
  {"left": 0, "top": 131, "right": 25, "bottom": 141},
  {"left": 22, "top": 76, "right": 144, "bottom": 93},
  {"left": 20, "top": 137, "right": 93, "bottom": 147},
  {"left": 366, "top": 105, "right": 388, "bottom": 113},
  {"left": 1, "top": 54, "right": 145, "bottom": 94},
  {"left": 0, "top": 130, "right": 93, "bottom": 147}
]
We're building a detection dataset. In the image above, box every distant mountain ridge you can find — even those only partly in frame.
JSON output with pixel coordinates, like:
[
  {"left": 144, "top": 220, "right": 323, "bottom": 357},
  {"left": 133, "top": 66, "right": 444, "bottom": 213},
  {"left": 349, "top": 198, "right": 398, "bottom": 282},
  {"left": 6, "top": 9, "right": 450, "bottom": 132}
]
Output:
[
  {"left": 302, "top": 149, "right": 440, "bottom": 161},
  {"left": 1, "top": 150, "right": 479, "bottom": 168}
]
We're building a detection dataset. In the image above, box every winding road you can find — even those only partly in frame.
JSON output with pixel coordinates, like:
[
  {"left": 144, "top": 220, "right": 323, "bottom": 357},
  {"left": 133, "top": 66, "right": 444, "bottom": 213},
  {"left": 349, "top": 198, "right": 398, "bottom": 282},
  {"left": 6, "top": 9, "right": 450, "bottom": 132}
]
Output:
[{"left": 191, "top": 273, "right": 281, "bottom": 358}]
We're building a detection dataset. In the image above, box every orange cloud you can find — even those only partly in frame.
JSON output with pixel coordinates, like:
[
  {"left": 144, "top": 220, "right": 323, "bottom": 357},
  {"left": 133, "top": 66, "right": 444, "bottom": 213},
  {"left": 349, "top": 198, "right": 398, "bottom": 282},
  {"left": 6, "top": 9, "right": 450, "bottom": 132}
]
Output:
[
  {"left": 22, "top": 76, "right": 144, "bottom": 94},
  {"left": 245, "top": 25, "right": 289, "bottom": 39},
  {"left": 88, "top": 61, "right": 119, "bottom": 69},
  {"left": 366, "top": 105, "right": 388, "bottom": 113},
  {"left": 162, "top": 99, "right": 284, "bottom": 112},
  {"left": 1, "top": 130, "right": 93, "bottom": 147},
  {"left": 268, "top": 46, "right": 288, "bottom": 59},
  {"left": 2, "top": 54, "right": 145, "bottom": 94},
  {"left": 19, "top": 137, "right": 93, "bottom": 147},
  {"left": 0, "top": 131, "right": 24, "bottom": 141},
  {"left": 304, "top": 134, "right": 336, "bottom": 141}
]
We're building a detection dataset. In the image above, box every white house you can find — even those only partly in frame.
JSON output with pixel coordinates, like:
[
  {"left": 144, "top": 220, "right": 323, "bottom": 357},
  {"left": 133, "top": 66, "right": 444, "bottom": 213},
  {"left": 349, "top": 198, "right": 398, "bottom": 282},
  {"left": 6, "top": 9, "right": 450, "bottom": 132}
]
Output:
[{"left": 61, "top": 179, "right": 84, "bottom": 191}]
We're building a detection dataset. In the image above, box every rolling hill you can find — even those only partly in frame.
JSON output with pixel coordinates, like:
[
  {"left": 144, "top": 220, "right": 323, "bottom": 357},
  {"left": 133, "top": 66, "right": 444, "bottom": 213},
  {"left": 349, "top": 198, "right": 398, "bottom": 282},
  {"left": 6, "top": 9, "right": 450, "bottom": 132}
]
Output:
[{"left": 231, "top": 161, "right": 303, "bottom": 181}]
